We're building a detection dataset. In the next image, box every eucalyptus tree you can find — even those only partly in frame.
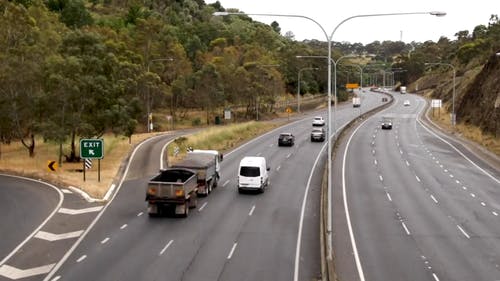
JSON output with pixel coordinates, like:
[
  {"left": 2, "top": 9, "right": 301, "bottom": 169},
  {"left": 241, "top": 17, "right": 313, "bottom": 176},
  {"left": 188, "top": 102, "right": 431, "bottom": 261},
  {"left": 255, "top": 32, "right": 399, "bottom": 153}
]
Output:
[{"left": 0, "top": 0, "right": 64, "bottom": 157}]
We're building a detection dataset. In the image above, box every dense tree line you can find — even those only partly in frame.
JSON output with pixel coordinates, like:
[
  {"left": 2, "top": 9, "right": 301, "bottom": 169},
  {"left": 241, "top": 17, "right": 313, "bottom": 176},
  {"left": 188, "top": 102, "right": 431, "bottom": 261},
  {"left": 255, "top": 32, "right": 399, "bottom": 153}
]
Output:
[{"left": 0, "top": 0, "right": 498, "bottom": 158}]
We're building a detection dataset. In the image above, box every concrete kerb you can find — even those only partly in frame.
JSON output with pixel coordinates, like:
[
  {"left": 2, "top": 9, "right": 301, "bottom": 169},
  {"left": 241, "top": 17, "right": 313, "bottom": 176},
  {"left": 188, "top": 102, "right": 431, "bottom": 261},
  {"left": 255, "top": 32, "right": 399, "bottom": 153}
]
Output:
[{"left": 320, "top": 90, "right": 394, "bottom": 281}]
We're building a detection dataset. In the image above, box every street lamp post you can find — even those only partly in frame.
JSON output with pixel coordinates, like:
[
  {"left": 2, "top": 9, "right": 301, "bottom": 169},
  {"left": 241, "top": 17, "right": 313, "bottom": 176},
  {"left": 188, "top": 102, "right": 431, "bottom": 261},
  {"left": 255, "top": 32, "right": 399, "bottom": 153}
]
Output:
[
  {"left": 297, "top": 67, "right": 319, "bottom": 113},
  {"left": 214, "top": 10, "right": 445, "bottom": 279},
  {"left": 425, "top": 62, "right": 456, "bottom": 126},
  {"left": 146, "top": 58, "right": 174, "bottom": 132}
]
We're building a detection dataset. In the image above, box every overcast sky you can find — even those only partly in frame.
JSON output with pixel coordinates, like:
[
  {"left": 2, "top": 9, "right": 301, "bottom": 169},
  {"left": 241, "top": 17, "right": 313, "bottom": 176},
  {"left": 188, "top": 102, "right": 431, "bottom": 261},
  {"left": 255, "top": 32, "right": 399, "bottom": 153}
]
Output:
[{"left": 207, "top": 0, "right": 497, "bottom": 44}]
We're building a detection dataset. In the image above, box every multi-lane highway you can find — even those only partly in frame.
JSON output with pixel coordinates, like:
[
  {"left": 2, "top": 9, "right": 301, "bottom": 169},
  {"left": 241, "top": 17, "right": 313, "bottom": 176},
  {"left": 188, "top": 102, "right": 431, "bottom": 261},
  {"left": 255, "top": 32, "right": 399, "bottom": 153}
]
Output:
[
  {"left": 332, "top": 92, "right": 500, "bottom": 281},
  {"left": 0, "top": 90, "right": 377, "bottom": 281}
]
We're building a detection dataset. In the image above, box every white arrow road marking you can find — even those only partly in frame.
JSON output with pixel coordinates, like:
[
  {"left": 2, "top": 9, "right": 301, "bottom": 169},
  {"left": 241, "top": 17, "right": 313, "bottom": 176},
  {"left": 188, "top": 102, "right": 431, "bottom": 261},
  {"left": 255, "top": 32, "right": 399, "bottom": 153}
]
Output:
[
  {"left": 58, "top": 206, "right": 103, "bottom": 215},
  {"left": 0, "top": 264, "right": 55, "bottom": 279},
  {"left": 34, "top": 230, "right": 84, "bottom": 241}
]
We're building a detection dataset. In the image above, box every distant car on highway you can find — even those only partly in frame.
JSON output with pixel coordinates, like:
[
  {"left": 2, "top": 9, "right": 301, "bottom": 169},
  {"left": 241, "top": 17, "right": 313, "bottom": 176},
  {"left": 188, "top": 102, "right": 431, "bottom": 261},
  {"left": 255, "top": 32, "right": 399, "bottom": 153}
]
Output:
[
  {"left": 278, "top": 133, "right": 295, "bottom": 146},
  {"left": 310, "top": 128, "right": 326, "bottom": 142},
  {"left": 403, "top": 100, "right": 410, "bottom": 106},
  {"left": 381, "top": 117, "right": 393, "bottom": 130},
  {"left": 312, "top": 116, "right": 325, "bottom": 126}
]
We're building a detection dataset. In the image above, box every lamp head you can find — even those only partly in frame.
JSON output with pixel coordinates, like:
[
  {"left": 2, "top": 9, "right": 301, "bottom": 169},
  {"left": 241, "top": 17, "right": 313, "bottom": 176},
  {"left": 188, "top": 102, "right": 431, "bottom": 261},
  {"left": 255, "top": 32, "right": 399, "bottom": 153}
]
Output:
[
  {"left": 213, "top": 11, "right": 229, "bottom": 16},
  {"left": 430, "top": 11, "right": 446, "bottom": 17}
]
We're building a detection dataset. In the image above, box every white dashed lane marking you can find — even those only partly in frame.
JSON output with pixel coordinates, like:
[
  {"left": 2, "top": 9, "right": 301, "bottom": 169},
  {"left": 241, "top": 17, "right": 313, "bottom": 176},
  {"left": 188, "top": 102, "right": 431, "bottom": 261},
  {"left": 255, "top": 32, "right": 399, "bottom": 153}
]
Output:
[
  {"left": 159, "top": 240, "right": 174, "bottom": 256},
  {"left": 457, "top": 225, "right": 470, "bottom": 239},
  {"left": 227, "top": 243, "right": 238, "bottom": 259}
]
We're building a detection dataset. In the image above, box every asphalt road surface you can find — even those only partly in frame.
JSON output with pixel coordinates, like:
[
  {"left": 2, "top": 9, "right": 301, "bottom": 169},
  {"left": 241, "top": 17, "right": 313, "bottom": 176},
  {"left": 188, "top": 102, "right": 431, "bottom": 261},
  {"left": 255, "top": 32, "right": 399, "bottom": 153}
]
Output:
[
  {"left": 42, "top": 89, "right": 386, "bottom": 281},
  {"left": 332, "top": 92, "right": 500, "bottom": 281},
  {"left": 0, "top": 175, "right": 61, "bottom": 261}
]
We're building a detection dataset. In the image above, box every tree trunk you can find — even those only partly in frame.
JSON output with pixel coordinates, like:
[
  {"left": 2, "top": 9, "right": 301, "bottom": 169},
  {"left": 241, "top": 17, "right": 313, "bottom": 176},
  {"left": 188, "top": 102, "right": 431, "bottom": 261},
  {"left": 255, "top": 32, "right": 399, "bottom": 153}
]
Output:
[
  {"left": 70, "top": 130, "right": 77, "bottom": 160},
  {"left": 21, "top": 133, "right": 35, "bottom": 158}
]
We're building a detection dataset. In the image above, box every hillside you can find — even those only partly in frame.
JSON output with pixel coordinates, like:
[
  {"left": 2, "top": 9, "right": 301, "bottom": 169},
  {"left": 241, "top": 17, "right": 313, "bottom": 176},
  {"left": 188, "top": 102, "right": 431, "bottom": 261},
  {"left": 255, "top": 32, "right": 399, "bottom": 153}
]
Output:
[{"left": 411, "top": 52, "right": 500, "bottom": 155}]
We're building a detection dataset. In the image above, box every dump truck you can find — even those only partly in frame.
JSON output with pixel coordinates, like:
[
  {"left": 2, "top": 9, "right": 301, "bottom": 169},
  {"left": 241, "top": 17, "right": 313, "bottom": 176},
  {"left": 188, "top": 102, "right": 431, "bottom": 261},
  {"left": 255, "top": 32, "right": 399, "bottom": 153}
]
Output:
[
  {"left": 171, "top": 153, "right": 217, "bottom": 196},
  {"left": 187, "top": 149, "right": 223, "bottom": 187},
  {"left": 146, "top": 168, "right": 198, "bottom": 217}
]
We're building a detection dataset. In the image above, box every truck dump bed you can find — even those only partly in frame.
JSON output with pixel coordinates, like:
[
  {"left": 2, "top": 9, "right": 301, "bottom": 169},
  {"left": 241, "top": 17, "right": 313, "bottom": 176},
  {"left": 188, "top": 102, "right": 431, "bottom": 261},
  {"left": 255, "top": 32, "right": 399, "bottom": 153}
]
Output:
[
  {"left": 147, "top": 168, "right": 197, "bottom": 203},
  {"left": 171, "top": 154, "right": 216, "bottom": 181}
]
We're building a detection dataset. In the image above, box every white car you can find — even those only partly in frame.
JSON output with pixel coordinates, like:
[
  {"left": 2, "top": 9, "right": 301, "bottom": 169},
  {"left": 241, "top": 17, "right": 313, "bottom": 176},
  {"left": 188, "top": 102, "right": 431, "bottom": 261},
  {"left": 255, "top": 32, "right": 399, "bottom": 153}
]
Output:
[
  {"left": 403, "top": 100, "right": 410, "bottom": 106},
  {"left": 312, "top": 116, "right": 325, "bottom": 126}
]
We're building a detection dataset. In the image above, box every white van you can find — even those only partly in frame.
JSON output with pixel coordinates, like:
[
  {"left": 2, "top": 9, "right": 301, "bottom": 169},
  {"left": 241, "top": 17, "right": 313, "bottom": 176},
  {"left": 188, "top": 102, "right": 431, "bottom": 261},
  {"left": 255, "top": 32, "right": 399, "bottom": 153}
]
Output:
[{"left": 237, "top": 156, "right": 270, "bottom": 193}]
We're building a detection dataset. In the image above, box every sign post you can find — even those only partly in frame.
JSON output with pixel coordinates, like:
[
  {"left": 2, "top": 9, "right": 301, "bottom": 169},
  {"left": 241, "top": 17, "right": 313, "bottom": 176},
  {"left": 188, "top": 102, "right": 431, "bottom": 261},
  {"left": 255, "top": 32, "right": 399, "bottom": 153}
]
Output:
[{"left": 80, "top": 139, "right": 104, "bottom": 182}]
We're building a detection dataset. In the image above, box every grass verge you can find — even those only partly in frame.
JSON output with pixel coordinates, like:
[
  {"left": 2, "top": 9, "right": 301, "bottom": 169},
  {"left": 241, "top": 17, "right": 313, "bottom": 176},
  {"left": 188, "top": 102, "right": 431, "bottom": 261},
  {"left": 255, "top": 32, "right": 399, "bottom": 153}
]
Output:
[{"left": 0, "top": 121, "right": 282, "bottom": 198}]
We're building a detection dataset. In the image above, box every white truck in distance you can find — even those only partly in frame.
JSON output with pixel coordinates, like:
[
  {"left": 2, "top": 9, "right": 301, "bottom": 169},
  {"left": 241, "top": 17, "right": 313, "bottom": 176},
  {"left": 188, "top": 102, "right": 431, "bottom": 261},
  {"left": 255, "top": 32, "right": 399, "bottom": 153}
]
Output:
[
  {"left": 352, "top": 96, "right": 361, "bottom": 107},
  {"left": 400, "top": 86, "right": 407, "bottom": 94}
]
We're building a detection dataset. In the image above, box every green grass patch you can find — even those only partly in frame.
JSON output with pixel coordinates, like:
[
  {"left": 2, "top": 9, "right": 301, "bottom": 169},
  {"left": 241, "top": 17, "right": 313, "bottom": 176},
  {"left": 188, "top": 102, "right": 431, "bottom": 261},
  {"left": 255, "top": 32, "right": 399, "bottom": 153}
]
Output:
[{"left": 168, "top": 121, "right": 280, "bottom": 161}]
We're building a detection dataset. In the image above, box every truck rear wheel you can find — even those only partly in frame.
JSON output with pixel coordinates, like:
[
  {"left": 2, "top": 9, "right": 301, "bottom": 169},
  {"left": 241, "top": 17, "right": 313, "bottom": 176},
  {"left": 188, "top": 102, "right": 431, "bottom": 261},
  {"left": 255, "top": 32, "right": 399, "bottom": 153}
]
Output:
[
  {"left": 183, "top": 201, "right": 189, "bottom": 217},
  {"left": 188, "top": 193, "right": 197, "bottom": 209}
]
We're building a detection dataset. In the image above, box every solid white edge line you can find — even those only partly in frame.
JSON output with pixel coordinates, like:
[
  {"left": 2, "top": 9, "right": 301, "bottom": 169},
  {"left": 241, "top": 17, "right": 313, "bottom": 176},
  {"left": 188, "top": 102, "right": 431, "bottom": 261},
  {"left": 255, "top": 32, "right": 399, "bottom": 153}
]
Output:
[
  {"left": 103, "top": 184, "right": 116, "bottom": 201},
  {"left": 160, "top": 137, "right": 181, "bottom": 169},
  {"left": 342, "top": 117, "right": 371, "bottom": 281},
  {"left": 294, "top": 126, "right": 329, "bottom": 281},
  {"left": 0, "top": 174, "right": 64, "bottom": 267},
  {"left": 457, "top": 225, "right": 470, "bottom": 239},
  {"left": 227, "top": 243, "right": 237, "bottom": 259},
  {"left": 44, "top": 134, "right": 172, "bottom": 281},
  {"left": 248, "top": 205, "right": 256, "bottom": 216},
  {"left": 417, "top": 106, "right": 500, "bottom": 184},
  {"left": 159, "top": 240, "right": 173, "bottom": 256}
]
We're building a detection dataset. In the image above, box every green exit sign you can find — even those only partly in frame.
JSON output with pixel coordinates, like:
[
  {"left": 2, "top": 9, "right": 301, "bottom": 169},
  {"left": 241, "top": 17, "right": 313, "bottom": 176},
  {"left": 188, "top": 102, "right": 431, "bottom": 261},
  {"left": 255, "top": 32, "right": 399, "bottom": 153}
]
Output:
[{"left": 80, "top": 139, "right": 104, "bottom": 159}]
